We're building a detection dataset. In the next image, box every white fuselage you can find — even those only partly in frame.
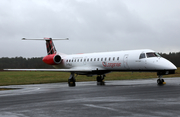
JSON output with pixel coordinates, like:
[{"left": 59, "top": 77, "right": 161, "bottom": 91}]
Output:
[{"left": 53, "top": 49, "right": 176, "bottom": 75}]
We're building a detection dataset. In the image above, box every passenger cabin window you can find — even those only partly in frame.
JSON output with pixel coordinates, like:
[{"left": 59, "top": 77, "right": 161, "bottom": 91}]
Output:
[
  {"left": 139, "top": 53, "right": 146, "bottom": 59},
  {"left": 146, "top": 52, "right": 161, "bottom": 58}
]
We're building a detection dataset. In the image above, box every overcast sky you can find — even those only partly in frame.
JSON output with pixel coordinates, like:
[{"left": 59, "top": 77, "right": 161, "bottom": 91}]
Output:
[{"left": 1, "top": 0, "right": 180, "bottom": 58}]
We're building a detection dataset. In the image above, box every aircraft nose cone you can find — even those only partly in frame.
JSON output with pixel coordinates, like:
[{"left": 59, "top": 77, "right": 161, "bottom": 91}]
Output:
[
  {"left": 168, "top": 62, "right": 177, "bottom": 70},
  {"left": 158, "top": 58, "right": 177, "bottom": 70},
  {"left": 170, "top": 62, "right": 177, "bottom": 70},
  {"left": 165, "top": 59, "right": 177, "bottom": 70}
]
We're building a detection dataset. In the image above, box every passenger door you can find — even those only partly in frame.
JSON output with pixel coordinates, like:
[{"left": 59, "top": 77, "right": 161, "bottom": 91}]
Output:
[{"left": 123, "top": 54, "right": 129, "bottom": 69}]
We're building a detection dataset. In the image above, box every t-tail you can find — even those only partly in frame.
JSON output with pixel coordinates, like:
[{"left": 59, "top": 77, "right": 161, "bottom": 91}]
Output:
[
  {"left": 22, "top": 37, "right": 68, "bottom": 55},
  {"left": 22, "top": 37, "right": 69, "bottom": 65}
]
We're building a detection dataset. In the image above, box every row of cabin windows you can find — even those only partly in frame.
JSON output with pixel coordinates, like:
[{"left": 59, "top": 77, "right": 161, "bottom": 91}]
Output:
[{"left": 66, "top": 57, "right": 120, "bottom": 63}]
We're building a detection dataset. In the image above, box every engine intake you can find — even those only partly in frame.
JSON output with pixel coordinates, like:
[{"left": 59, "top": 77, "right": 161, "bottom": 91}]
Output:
[{"left": 43, "top": 54, "right": 62, "bottom": 65}]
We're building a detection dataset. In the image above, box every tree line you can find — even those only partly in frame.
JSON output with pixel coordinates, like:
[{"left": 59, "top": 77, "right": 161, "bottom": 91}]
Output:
[
  {"left": 0, "top": 57, "right": 53, "bottom": 70},
  {"left": 0, "top": 52, "right": 180, "bottom": 70},
  {"left": 160, "top": 52, "right": 180, "bottom": 67}
]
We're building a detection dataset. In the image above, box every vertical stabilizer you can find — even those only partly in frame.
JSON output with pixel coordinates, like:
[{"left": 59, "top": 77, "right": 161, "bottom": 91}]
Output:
[{"left": 45, "top": 38, "right": 57, "bottom": 55}]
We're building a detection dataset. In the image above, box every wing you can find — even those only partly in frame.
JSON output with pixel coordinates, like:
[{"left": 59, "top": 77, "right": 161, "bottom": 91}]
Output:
[{"left": 4, "top": 69, "right": 92, "bottom": 72}]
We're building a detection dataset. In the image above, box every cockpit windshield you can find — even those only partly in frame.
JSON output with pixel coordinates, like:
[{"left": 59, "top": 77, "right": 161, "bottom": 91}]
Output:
[{"left": 146, "top": 52, "right": 161, "bottom": 58}]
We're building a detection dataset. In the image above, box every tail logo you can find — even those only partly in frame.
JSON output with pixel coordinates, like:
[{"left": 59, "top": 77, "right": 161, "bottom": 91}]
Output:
[{"left": 45, "top": 38, "right": 57, "bottom": 55}]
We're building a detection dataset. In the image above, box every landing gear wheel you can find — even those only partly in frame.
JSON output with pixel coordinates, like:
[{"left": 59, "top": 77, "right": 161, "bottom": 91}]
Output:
[
  {"left": 97, "top": 81, "right": 105, "bottom": 85},
  {"left": 96, "top": 76, "right": 103, "bottom": 82},
  {"left": 68, "top": 73, "right": 76, "bottom": 87},
  {"left": 157, "top": 75, "right": 165, "bottom": 85},
  {"left": 68, "top": 79, "right": 76, "bottom": 87},
  {"left": 161, "top": 79, "right": 164, "bottom": 83},
  {"left": 97, "top": 75, "right": 105, "bottom": 85},
  {"left": 157, "top": 79, "right": 162, "bottom": 85}
]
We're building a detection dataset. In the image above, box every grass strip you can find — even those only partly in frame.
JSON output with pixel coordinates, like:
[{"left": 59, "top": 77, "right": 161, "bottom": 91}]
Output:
[{"left": 0, "top": 68, "right": 179, "bottom": 86}]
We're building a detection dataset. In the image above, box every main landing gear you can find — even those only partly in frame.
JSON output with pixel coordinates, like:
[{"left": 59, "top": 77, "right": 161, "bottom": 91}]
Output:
[
  {"left": 68, "top": 73, "right": 106, "bottom": 87},
  {"left": 96, "top": 75, "right": 105, "bottom": 85},
  {"left": 157, "top": 75, "right": 166, "bottom": 85},
  {"left": 68, "top": 73, "right": 76, "bottom": 87}
]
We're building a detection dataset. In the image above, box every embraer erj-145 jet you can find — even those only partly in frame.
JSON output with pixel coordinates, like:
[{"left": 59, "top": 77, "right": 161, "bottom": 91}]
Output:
[{"left": 5, "top": 38, "right": 177, "bottom": 87}]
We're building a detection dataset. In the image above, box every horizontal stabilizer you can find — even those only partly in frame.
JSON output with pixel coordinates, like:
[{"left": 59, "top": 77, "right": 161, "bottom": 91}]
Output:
[
  {"left": 22, "top": 37, "right": 69, "bottom": 55},
  {"left": 22, "top": 38, "right": 69, "bottom": 41}
]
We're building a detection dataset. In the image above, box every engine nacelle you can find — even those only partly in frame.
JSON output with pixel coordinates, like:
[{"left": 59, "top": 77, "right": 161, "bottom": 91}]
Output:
[{"left": 43, "top": 54, "right": 62, "bottom": 65}]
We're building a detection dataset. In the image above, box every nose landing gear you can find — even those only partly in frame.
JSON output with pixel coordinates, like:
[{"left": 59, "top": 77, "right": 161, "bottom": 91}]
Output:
[{"left": 157, "top": 75, "right": 166, "bottom": 85}]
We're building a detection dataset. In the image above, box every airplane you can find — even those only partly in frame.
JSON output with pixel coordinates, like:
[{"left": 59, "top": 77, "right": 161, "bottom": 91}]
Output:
[{"left": 5, "top": 38, "right": 177, "bottom": 87}]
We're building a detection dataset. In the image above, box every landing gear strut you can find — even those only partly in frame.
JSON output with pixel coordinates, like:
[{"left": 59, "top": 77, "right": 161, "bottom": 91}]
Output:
[
  {"left": 97, "top": 75, "right": 105, "bottom": 85},
  {"left": 68, "top": 73, "right": 76, "bottom": 87},
  {"left": 157, "top": 75, "right": 165, "bottom": 85}
]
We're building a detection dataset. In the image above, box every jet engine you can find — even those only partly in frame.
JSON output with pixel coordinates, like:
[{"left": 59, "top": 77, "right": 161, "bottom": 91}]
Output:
[{"left": 43, "top": 54, "right": 62, "bottom": 65}]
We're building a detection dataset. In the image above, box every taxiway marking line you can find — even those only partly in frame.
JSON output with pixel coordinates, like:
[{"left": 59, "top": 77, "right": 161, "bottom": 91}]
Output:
[{"left": 84, "top": 104, "right": 118, "bottom": 111}]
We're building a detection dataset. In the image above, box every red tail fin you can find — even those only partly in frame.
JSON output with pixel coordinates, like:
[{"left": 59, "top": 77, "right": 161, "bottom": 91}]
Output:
[{"left": 45, "top": 38, "right": 57, "bottom": 55}]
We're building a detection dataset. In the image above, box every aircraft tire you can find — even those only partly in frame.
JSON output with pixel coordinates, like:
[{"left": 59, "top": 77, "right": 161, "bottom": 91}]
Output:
[
  {"left": 68, "top": 79, "right": 76, "bottom": 87},
  {"left": 157, "top": 79, "right": 161, "bottom": 85},
  {"left": 157, "top": 79, "right": 163, "bottom": 85},
  {"left": 97, "top": 81, "right": 105, "bottom": 85},
  {"left": 96, "top": 75, "right": 104, "bottom": 82},
  {"left": 161, "top": 79, "right": 164, "bottom": 83},
  {"left": 96, "top": 75, "right": 105, "bottom": 85},
  {"left": 96, "top": 76, "right": 101, "bottom": 82}
]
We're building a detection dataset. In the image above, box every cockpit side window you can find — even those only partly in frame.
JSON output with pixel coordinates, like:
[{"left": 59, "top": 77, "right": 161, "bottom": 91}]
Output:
[
  {"left": 146, "top": 52, "right": 161, "bottom": 58},
  {"left": 139, "top": 53, "right": 146, "bottom": 59}
]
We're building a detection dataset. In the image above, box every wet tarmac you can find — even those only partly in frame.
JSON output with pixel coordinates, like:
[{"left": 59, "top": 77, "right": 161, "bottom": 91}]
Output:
[{"left": 0, "top": 77, "right": 180, "bottom": 117}]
